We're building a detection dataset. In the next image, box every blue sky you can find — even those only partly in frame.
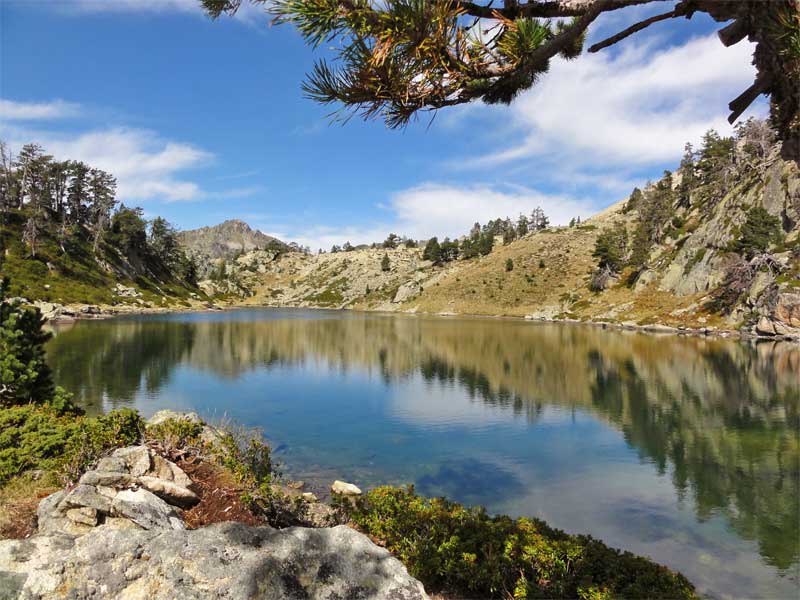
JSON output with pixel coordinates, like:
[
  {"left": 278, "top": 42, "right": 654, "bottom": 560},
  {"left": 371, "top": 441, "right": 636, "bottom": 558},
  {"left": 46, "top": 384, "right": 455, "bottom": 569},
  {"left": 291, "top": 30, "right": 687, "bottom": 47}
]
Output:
[{"left": 0, "top": 0, "right": 766, "bottom": 250}]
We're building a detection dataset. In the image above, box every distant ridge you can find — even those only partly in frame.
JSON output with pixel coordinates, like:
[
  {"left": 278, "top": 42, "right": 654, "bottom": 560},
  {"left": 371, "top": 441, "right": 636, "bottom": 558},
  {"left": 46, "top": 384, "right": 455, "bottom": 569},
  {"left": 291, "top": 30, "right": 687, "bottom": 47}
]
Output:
[{"left": 178, "top": 220, "right": 288, "bottom": 261}]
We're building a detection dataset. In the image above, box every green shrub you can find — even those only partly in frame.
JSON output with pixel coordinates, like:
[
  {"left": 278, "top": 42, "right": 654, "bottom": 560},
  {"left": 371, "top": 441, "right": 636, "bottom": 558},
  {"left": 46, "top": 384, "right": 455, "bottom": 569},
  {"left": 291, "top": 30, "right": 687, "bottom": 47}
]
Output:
[
  {"left": 733, "top": 206, "right": 782, "bottom": 257},
  {"left": 0, "top": 277, "right": 57, "bottom": 408},
  {"left": 345, "top": 486, "right": 696, "bottom": 600},
  {"left": 0, "top": 405, "right": 143, "bottom": 485},
  {"left": 145, "top": 418, "right": 204, "bottom": 452}
]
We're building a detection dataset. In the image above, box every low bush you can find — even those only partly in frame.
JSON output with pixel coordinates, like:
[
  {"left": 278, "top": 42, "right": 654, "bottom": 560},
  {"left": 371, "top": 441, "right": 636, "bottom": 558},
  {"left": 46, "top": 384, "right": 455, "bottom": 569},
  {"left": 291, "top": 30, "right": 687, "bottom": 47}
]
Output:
[
  {"left": 344, "top": 486, "right": 696, "bottom": 600},
  {"left": 0, "top": 405, "right": 144, "bottom": 485},
  {"left": 145, "top": 418, "right": 204, "bottom": 453}
]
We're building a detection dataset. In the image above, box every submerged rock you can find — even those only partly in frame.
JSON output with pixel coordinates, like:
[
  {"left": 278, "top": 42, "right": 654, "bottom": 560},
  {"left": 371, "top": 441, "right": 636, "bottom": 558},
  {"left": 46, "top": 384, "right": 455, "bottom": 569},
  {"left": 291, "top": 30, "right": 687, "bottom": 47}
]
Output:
[{"left": 0, "top": 522, "right": 429, "bottom": 599}]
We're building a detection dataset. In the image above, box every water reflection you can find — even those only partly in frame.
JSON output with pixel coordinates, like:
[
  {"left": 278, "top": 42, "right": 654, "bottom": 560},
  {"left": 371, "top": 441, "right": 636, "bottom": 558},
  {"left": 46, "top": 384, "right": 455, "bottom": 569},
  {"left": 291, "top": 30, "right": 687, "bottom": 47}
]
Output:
[{"left": 47, "top": 309, "right": 800, "bottom": 596}]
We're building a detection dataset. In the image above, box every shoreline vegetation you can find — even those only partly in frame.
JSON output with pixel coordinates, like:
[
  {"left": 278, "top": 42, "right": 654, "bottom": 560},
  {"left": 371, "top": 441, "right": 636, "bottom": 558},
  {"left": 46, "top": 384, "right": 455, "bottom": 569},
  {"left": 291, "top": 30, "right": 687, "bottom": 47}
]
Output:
[{"left": 0, "top": 278, "right": 699, "bottom": 599}]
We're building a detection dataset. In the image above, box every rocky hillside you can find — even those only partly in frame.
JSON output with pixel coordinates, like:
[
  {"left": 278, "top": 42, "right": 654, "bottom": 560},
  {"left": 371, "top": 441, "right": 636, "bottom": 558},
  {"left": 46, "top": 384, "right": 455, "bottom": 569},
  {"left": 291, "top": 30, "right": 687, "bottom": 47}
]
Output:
[
  {"left": 178, "top": 220, "right": 288, "bottom": 273},
  {"left": 207, "top": 124, "right": 799, "bottom": 339},
  {"left": 0, "top": 208, "right": 204, "bottom": 310}
]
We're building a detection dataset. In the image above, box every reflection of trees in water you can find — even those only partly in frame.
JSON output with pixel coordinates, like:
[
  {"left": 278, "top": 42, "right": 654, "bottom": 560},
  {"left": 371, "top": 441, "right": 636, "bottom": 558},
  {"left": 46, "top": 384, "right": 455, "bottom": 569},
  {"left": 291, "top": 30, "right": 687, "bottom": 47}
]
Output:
[
  {"left": 47, "top": 314, "right": 799, "bottom": 569},
  {"left": 589, "top": 351, "right": 799, "bottom": 572},
  {"left": 48, "top": 321, "right": 197, "bottom": 410}
]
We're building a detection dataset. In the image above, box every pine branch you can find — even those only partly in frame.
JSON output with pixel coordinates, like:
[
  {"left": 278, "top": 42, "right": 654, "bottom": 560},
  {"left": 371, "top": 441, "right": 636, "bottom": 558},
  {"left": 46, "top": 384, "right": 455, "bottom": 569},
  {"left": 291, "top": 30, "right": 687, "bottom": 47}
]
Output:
[{"left": 588, "top": 2, "right": 690, "bottom": 53}]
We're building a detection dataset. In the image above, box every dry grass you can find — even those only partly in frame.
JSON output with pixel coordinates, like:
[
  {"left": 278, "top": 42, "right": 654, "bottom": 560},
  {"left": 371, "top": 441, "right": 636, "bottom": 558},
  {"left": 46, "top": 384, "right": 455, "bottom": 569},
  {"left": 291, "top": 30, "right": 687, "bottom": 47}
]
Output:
[{"left": 0, "top": 474, "right": 60, "bottom": 539}]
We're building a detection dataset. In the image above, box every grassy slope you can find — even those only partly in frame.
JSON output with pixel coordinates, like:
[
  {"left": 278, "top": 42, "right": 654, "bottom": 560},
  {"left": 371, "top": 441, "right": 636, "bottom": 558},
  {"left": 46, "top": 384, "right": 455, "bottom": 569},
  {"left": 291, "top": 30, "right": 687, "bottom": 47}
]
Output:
[
  {"left": 233, "top": 201, "right": 724, "bottom": 329},
  {"left": 0, "top": 209, "right": 200, "bottom": 306}
]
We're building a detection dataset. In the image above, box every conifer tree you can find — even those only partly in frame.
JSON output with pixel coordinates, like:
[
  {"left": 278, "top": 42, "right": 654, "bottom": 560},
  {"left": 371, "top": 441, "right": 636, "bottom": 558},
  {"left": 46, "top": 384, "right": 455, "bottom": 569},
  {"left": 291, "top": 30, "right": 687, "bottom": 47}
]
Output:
[
  {"left": 201, "top": 0, "right": 800, "bottom": 160},
  {"left": 423, "top": 236, "right": 442, "bottom": 264},
  {"left": 0, "top": 278, "right": 57, "bottom": 407}
]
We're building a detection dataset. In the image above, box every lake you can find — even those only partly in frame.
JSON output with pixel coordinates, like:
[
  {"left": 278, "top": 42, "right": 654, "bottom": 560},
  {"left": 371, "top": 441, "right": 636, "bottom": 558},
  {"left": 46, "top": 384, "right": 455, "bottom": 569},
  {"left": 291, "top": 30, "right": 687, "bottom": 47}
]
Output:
[{"left": 46, "top": 308, "right": 799, "bottom": 600}]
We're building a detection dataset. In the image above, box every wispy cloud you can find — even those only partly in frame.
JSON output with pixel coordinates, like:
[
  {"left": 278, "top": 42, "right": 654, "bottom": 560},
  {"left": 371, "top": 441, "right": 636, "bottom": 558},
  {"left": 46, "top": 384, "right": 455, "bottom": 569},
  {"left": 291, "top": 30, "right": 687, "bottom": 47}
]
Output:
[
  {"left": 0, "top": 99, "right": 81, "bottom": 121},
  {"left": 466, "top": 34, "right": 762, "bottom": 170}
]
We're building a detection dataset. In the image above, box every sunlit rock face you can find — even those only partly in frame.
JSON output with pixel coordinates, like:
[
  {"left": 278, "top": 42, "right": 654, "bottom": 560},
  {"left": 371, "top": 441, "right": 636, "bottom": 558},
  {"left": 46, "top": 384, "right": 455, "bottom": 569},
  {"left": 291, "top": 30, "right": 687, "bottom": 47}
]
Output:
[{"left": 0, "top": 522, "right": 429, "bottom": 600}]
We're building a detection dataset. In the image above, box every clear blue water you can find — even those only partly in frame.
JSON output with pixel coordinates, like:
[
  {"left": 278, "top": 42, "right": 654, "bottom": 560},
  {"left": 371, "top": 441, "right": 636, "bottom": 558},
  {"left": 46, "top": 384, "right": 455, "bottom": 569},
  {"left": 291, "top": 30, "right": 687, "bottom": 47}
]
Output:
[{"left": 47, "top": 308, "right": 800, "bottom": 599}]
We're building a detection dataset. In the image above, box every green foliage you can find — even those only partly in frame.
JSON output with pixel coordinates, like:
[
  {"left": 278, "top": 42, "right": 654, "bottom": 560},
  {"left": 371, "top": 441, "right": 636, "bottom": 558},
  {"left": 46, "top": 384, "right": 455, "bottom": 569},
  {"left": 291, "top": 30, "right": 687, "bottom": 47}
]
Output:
[
  {"left": 381, "top": 253, "right": 391, "bottom": 272},
  {"left": 345, "top": 486, "right": 696, "bottom": 599},
  {"left": 145, "top": 418, "right": 204, "bottom": 452},
  {"left": 592, "top": 224, "right": 628, "bottom": 272},
  {"left": 423, "top": 237, "right": 442, "bottom": 264},
  {"left": 440, "top": 238, "right": 459, "bottom": 262},
  {"left": 212, "top": 423, "right": 306, "bottom": 527},
  {"left": 539, "top": 258, "right": 545, "bottom": 269},
  {"left": 0, "top": 405, "right": 143, "bottom": 485},
  {"left": 627, "top": 223, "right": 651, "bottom": 271},
  {"left": 623, "top": 187, "right": 643, "bottom": 214},
  {"left": 733, "top": 206, "right": 783, "bottom": 258},
  {"left": 0, "top": 278, "right": 58, "bottom": 407},
  {"left": 505, "top": 258, "right": 514, "bottom": 272}
]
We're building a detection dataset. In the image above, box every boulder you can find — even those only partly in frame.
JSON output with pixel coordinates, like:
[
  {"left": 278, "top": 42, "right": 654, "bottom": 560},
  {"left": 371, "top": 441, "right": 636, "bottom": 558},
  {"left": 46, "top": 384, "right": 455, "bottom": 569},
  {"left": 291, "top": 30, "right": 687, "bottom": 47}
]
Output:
[
  {"left": 331, "top": 480, "right": 362, "bottom": 496},
  {"left": 65, "top": 507, "right": 98, "bottom": 527},
  {"left": 137, "top": 476, "right": 199, "bottom": 509},
  {"left": 773, "top": 292, "right": 800, "bottom": 329},
  {"left": 148, "top": 453, "right": 193, "bottom": 487},
  {"left": 78, "top": 470, "right": 133, "bottom": 487},
  {"left": 112, "top": 445, "right": 152, "bottom": 477},
  {"left": 0, "top": 522, "right": 429, "bottom": 600},
  {"left": 59, "top": 485, "right": 112, "bottom": 514},
  {"left": 111, "top": 488, "right": 185, "bottom": 531}
]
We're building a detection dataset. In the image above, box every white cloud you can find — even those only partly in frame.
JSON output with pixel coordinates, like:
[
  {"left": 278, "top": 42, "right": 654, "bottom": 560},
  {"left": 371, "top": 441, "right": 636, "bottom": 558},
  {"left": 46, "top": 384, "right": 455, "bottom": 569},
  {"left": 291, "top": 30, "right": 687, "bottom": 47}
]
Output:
[
  {"left": 470, "top": 34, "right": 763, "bottom": 169},
  {"left": 39, "top": 127, "right": 213, "bottom": 202},
  {"left": 269, "top": 182, "right": 594, "bottom": 250},
  {"left": 0, "top": 99, "right": 81, "bottom": 121}
]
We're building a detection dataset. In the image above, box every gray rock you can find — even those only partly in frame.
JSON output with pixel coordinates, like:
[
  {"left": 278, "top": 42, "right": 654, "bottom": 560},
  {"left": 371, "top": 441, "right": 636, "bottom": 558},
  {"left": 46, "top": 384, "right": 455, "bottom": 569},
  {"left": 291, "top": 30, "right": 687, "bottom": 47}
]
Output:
[
  {"left": 36, "top": 490, "right": 67, "bottom": 534},
  {"left": 148, "top": 453, "right": 193, "bottom": 488},
  {"left": 65, "top": 507, "right": 98, "bottom": 527},
  {"left": 111, "top": 488, "right": 185, "bottom": 530},
  {"left": 393, "top": 281, "right": 422, "bottom": 303},
  {"left": 94, "top": 456, "right": 127, "bottom": 473},
  {"left": 756, "top": 316, "right": 777, "bottom": 336},
  {"left": 137, "top": 476, "right": 200, "bottom": 509},
  {"left": 0, "top": 522, "right": 429, "bottom": 600},
  {"left": 60, "top": 485, "right": 112, "bottom": 514},
  {"left": 79, "top": 470, "right": 133, "bottom": 487}
]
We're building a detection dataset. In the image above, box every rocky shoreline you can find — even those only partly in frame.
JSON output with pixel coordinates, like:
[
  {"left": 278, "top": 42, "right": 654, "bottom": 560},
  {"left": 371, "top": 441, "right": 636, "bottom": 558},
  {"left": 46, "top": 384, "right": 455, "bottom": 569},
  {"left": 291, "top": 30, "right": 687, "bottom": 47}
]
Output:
[
  {"left": 0, "top": 410, "right": 428, "bottom": 600},
  {"left": 37, "top": 295, "right": 800, "bottom": 343}
]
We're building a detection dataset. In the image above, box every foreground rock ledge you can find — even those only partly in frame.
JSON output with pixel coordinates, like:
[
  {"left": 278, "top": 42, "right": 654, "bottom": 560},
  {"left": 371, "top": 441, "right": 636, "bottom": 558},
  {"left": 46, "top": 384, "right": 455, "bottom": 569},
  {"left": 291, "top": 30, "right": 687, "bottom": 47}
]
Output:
[{"left": 0, "top": 521, "right": 428, "bottom": 599}]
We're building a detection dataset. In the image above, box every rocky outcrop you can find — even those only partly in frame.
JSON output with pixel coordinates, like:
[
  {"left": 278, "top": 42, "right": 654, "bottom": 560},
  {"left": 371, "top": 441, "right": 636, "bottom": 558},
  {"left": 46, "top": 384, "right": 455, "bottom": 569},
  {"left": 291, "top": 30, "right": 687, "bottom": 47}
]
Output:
[
  {"left": 2, "top": 428, "right": 429, "bottom": 600},
  {"left": 37, "top": 445, "right": 196, "bottom": 536},
  {"left": 756, "top": 291, "right": 800, "bottom": 337},
  {"left": 0, "top": 522, "right": 429, "bottom": 600}
]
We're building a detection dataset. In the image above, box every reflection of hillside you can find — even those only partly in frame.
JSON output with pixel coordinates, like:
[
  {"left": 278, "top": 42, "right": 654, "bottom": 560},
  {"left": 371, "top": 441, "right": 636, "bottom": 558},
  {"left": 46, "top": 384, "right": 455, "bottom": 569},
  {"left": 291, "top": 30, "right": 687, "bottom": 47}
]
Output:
[
  {"left": 48, "top": 321, "right": 196, "bottom": 409},
  {"left": 48, "top": 313, "right": 799, "bottom": 570}
]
